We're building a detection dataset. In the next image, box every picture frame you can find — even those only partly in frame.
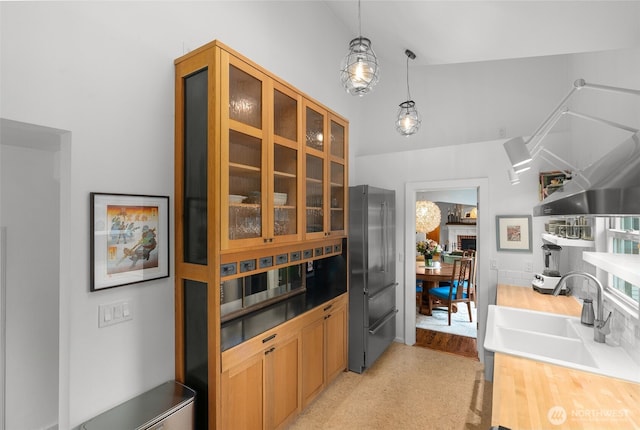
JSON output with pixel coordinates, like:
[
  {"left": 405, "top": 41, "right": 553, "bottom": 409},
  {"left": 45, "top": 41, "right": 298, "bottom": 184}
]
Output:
[
  {"left": 539, "top": 170, "right": 572, "bottom": 201},
  {"left": 495, "top": 215, "right": 532, "bottom": 252},
  {"left": 90, "top": 192, "right": 169, "bottom": 291}
]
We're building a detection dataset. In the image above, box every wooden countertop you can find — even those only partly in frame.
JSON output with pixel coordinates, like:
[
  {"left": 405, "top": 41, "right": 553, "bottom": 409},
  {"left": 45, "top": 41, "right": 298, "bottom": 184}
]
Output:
[{"left": 491, "top": 284, "right": 640, "bottom": 429}]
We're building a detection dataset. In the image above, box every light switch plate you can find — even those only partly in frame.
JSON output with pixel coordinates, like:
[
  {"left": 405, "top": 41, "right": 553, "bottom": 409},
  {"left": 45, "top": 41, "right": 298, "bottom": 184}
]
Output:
[{"left": 99, "top": 299, "right": 133, "bottom": 328}]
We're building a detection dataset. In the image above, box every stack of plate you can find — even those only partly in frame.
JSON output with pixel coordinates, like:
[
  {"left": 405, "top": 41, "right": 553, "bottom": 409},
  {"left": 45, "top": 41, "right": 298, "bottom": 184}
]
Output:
[
  {"left": 274, "top": 192, "right": 287, "bottom": 206},
  {"left": 229, "top": 195, "right": 246, "bottom": 204}
]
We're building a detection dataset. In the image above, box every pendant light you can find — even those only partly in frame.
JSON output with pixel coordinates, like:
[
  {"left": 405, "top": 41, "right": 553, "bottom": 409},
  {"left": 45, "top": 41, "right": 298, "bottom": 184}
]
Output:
[
  {"left": 339, "top": 0, "right": 380, "bottom": 96},
  {"left": 416, "top": 201, "right": 441, "bottom": 234},
  {"left": 395, "top": 49, "right": 421, "bottom": 136}
]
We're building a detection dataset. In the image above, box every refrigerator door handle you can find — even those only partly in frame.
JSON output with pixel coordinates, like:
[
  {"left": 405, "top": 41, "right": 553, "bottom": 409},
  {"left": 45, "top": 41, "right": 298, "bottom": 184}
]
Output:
[
  {"left": 369, "top": 309, "right": 398, "bottom": 335},
  {"left": 384, "top": 201, "right": 389, "bottom": 273},
  {"left": 367, "top": 282, "right": 398, "bottom": 301},
  {"left": 380, "top": 202, "right": 387, "bottom": 272}
]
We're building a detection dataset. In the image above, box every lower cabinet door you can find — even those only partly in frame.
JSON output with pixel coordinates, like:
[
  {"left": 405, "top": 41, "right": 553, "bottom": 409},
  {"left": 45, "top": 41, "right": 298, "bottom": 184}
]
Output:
[
  {"left": 301, "top": 316, "right": 325, "bottom": 408},
  {"left": 325, "top": 301, "right": 347, "bottom": 383},
  {"left": 221, "top": 352, "right": 264, "bottom": 430},
  {"left": 267, "top": 334, "right": 300, "bottom": 429}
]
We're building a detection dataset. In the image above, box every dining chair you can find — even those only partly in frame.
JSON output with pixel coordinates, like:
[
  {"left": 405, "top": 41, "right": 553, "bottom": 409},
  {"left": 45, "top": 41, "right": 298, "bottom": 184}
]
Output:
[
  {"left": 427, "top": 257, "right": 474, "bottom": 325},
  {"left": 462, "top": 250, "right": 477, "bottom": 306},
  {"left": 438, "top": 250, "right": 475, "bottom": 291}
]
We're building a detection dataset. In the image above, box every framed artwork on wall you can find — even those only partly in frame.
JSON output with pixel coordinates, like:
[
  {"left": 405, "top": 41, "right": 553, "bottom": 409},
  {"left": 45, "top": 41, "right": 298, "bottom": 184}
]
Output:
[
  {"left": 495, "top": 215, "right": 532, "bottom": 252},
  {"left": 539, "top": 170, "right": 572, "bottom": 201},
  {"left": 90, "top": 192, "right": 169, "bottom": 291}
]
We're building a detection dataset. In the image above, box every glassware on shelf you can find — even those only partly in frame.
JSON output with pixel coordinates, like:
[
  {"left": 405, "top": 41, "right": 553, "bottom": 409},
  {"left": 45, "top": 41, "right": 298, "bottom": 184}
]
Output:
[{"left": 229, "top": 206, "right": 261, "bottom": 240}]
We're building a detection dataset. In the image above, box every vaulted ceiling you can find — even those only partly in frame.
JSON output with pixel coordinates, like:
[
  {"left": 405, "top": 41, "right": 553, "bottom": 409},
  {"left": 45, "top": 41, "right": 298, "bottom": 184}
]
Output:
[
  {"left": 324, "top": 1, "right": 640, "bottom": 155},
  {"left": 325, "top": 1, "right": 640, "bottom": 67}
]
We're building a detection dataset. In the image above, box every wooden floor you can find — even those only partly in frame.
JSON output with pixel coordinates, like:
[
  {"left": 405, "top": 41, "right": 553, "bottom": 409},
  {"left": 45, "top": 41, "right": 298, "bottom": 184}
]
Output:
[{"left": 414, "top": 327, "right": 479, "bottom": 360}]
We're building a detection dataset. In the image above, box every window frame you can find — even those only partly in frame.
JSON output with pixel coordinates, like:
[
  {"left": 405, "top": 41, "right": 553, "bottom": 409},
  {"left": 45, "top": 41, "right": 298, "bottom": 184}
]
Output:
[{"left": 604, "top": 216, "right": 639, "bottom": 312}]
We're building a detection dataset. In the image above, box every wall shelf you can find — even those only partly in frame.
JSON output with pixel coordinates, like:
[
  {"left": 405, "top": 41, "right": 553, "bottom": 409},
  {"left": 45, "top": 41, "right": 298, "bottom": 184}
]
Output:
[
  {"left": 541, "top": 233, "right": 594, "bottom": 248},
  {"left": 583, "top": 252, "right": 640, "bottom": 287}
]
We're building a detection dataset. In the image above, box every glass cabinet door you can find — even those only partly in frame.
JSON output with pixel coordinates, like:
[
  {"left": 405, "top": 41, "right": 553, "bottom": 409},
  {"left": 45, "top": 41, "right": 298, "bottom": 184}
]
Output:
[
  {"left": 228, "top": 130, "right": 263, "bottom": 240},
  {"left": 305, "top": 153, "right": 324, "bottom": 235},
  {"left": 273, "top": 143, "right": 297, "bottom": 237},
  {"left": 304, "top": 103, "right": 327, "bottom": 238},
  {"left": 329, "top": 117, "right": 347, "bottom": 235},
  {"left": 229, "top": 63, "right": 262, "bottom": 128},
  {"left": 272, "top": 86, "right": 300, "bottom": 242},
  {"left": 222, "top": 55, "right": 268, "bottom": 249}
]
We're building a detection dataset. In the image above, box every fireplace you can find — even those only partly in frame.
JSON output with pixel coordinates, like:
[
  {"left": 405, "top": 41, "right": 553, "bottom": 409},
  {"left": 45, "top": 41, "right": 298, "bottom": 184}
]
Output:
[
  {"left": 446, "top": 224, "right": 477, "bottom": 252},
  {"left": 458, "top": 235, "right": 477, "bottom": 251}
]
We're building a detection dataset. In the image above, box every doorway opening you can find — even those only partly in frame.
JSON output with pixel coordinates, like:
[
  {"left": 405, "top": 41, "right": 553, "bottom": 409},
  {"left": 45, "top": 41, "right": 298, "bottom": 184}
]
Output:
[
  {"left": 0, "top": 118, "right": 71, "bottom": 430},
  {"left": 404, "top": 178, "right": 490, "bottom": 366},
  {"left": 415, "top": 191, "right": 478, "bottom": 340}
]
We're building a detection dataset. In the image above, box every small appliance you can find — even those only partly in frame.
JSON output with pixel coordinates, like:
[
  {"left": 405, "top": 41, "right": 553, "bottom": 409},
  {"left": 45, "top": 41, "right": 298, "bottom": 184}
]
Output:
[{"left": 532, "top": 244, "right": 568, "bottom": 294}]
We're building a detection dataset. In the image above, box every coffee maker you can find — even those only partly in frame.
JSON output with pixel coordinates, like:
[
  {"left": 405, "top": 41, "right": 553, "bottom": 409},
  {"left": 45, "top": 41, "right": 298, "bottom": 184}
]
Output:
[{"left": 532, "top": 244, "right": 567, "bottom": 294}]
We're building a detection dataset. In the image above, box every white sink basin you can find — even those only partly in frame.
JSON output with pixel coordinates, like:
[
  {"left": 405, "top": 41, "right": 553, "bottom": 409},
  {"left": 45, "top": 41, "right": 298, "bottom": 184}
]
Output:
[
  {"left": 489, "top": 305, "right": 581, "bottom": 339},
  {"left": 494, "top": 326, "right": 597, "bottom": 368},
  {"left": 485, "top": 305, "right": 640, "bottom": 383}
]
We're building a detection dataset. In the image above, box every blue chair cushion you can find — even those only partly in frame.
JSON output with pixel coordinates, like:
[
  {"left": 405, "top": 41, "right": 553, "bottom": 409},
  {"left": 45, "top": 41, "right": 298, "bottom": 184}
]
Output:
[
  {"left": 429, "top": 286, "right": 469, "bottom": 300},
  {"left": 416, "top": 281, "right": 423, "bottom": 293},
  {"left": 437, "top": 280, "right": 468, "bottom": 288}
]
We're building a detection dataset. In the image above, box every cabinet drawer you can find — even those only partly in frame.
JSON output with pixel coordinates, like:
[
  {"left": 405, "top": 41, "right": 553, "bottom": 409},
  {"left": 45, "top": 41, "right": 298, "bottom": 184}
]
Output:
[
  {"left": 222, "top": 322, "right": 296, "bottom": 372},
  {"left": 239, "top": 259, "right": 256, "bottom": 273}
]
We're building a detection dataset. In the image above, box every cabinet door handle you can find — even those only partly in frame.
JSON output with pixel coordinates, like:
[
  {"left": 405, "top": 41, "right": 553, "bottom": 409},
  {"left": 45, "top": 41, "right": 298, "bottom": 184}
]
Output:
[
  {"left": 262, "top": 334, "right": 277, "bottom": 343},
  {"left": 264, "top": 346, "right": 276, "bottom": 355}
]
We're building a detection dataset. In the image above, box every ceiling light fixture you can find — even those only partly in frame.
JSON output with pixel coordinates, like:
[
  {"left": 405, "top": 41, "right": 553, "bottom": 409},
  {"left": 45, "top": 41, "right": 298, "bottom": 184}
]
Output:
[
  {"left": 395, "top": 49, "right": 421, "bottom": 136},
  {"left": 504, "top": 136, "right": 531, "bottom": 174},
  {"left": 339, "top": 0, "right": 380, "bottom": 96},
  {"left": 507, "top": 167, "right": 521, "bottom": 185},
  {"left": 416, "top": 201, "right": 441, "bottom": 233}
]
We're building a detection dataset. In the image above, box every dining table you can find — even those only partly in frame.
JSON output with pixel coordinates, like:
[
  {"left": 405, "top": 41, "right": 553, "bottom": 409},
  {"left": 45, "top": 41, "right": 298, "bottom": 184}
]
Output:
[{"left": 416, "top": 261, "right": 455, "bottom": 316}]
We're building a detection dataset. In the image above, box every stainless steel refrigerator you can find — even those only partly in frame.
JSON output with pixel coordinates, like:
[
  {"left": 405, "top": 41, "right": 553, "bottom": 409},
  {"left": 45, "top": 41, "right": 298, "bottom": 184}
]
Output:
[{"left": 348, "top": 185, "right": 397, "bottom": 373}]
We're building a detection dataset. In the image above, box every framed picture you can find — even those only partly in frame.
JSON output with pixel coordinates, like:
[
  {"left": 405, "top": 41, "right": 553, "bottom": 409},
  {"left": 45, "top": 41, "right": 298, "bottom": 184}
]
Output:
[
  {"left": 539, "top": 170, "right": 571, "bottom": 201},
  {"left": 91, "top": 192, "right": 169, "bottom": 291},
  {"left": 496, "top": 215, "right": 532, "bottom": 252}
]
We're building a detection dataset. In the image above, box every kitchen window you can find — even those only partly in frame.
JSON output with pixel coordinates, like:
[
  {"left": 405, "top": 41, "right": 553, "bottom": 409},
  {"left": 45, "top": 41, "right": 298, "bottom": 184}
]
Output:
[{"left": 606, "top": 216, "right": 640, "bottom": 308}]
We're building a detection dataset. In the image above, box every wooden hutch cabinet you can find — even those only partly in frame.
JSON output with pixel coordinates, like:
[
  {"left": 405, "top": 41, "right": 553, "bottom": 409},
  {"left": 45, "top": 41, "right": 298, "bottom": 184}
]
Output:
[{"left": 174, "top": 40, "right": 349, "bottom": 429}]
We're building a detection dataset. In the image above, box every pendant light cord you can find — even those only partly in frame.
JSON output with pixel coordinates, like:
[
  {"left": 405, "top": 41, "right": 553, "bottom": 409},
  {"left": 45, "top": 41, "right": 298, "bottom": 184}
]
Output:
[
  {"left": 405, "top": 54, "right": 411, "bottom": 101},
  {"left": 358, "top": 0, "right": 362, "bottom": 39}
]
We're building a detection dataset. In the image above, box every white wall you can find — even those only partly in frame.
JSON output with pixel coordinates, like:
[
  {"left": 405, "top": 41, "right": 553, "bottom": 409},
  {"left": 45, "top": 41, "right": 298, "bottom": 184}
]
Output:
[
  {"left": 352, "top": 54, "right": 571, "bottom": 157},
  {"left": 0, "top": 2, "right": 355, "bottom": 427},
  {"left": 1, "top": 144, "right": 59, "bottom": 429}
]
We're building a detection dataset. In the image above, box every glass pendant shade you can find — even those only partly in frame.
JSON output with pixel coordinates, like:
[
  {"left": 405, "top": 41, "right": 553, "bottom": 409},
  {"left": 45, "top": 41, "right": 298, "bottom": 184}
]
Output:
[
  {"left": 396, "top": 100, "right": 421, "bottom": 136},
  {"left": 396, "top": 49, "right": 421, "bottom": 136},
  {"left": 416, "top": 200, "right": 441, "bottom": 233},
  {"left": 340, "top": 37, "right": 380, "bottom": 96}
]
